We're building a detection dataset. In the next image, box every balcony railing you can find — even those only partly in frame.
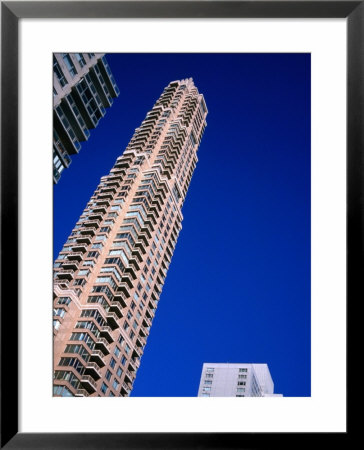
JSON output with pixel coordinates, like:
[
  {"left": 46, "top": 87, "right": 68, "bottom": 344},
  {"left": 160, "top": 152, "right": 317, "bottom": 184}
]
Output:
[
  {"left": 79, "top": 227, "right": 96, "bottom": 237},
  {"left": 81, "top": 375, "right": 97, "bottom": 393},
  {"left": 95, "top": 338, "right": 110, "bottom": 355},
  {"left": 106, "top": 309, "right": 120, "bottom": 329},
  {"left": 58, "top": 261, "right": 78, "bottom": 271},
  {"left": 75, "top": 389, "right": 89, "bottom": 397},
  {"left": 72, "top": 243, "right": 88, "bottom": 254},
  {"left": 100, "top": 326, "right": 114, "bottom": 343},
  {"left": 117, "top": 283, "right": 130, "bottom": 298},
  {"left": 121, "top": 382, "right": 131, "bottom": 395},
  {"left": 66, "top": 252, "right": 83, "bottom": 261},
  {"left": 56, "top": 270, "right": 74, "bottom": 281},
  {"left": 85, "top": 362, "right": 102, "bottom": 380},
  {"left": 90, "top": 350, "right": 106, "bottom": 367}
]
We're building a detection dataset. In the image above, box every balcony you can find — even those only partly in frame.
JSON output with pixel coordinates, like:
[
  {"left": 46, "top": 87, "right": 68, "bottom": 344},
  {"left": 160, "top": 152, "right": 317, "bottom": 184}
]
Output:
[
  {"left": 114, "top": 160, "right": 131, "bottom": 169},
  {"left": 72, "top": 243, "right": 88, "bottom": 254},
  {"left": 113, "top": 293, "right": 127, "bottom": 308},
  {"left": 88, "top": 213, "right": 104, "bottom": 222},
  {"left": 75, "top": 389, "right": 88, "bottom": 397},
  {"left": 83, "top": 219, "right": 100, "bottom": 229},
  {"left": 104, "top": 180, "right": 121, "bottom": 189},
  {"left": 140, "top": 225, "right": 152, "bottom": 239},
  {"left": 117, "top": 283, "right": 130, "bottom": 298},
  {"left": 61, "top": 261, "right": 79, "bottom": 271},
  {"left": 97, "top": 192, "right": 114, "bottom": 201},
  {"left": 94, "top": 199, "right": 110, "bottom": 207},
  {"left": 107, "top": 173, "right": 125, "bottom": 183},
  {"left": 85, "top": 362, "right": 102, "bottom": 380},
  {"left": 100, "top": 325, "right": 114, "bottom": 343},
  {"left": 66, "top": 252, "right": 83, "bottom": 262},
  {"left": 145, "top": 308, "right": 153, "bottom": 320},
  {"left": 121, "top": 273, "right": 134, "bottom": 289},
  {"left": 110, "top": 302, "right": 123, "bottom": 318},
  {"left": 139, "top": 233, "right": 150, "bottom": 246},
  {"left": 53, "top": 279, "right": 69, "bottom": 289},
  {"left": 79, "top": 227, "right": 96, "bottom": 237},
  {"left": 120, "top": 382, "right": 131, "bottom": 396},
  {"left": 75, "top": 236, "right": 92, "bottom": 245},
  {"left": 95, "top": 338, "right": 110, "bottom": 355},
  {"left": 100, "top": 186, "right": 117, "bottom": 195},
  {"left": 56, "top": 270, "right": 74, "bottom": 281},
  {"left": 107, "top": 310, "right": 121, "bottom": 329},
  {"left": 124, "top": 370, "right": 134, "bottom": 384},
  {"left": 90, "top": 350, "right": 106, "bottom": 367},
  {"left": 134, "top": 240, "right": 146, "bottom": 255},
  {"left": 142, "top": 317, "right": 151, "bottom": 328},
  {"left": 132, "top": 349, "right": 141, "bottom": 360},
  {"left": 128, "top": 258, "right": 140, "bottom": 272},
  {"left": 124, "top": 266, "right": 137, "bottom": 280},
  {"left": 81, "top": 375, "right": 97, "bottom": 393},
  {"left": 92, "top": 206, "right": 107, "bottom": 215},
  {"left": 139, "top": 326, "right": 149, "bottom": 338},
  {"left": 109, "top": 169, "right": 126, "bottom": 178},
  {"left": 131, "top": 248, "right": 143, "bottom": 263}
]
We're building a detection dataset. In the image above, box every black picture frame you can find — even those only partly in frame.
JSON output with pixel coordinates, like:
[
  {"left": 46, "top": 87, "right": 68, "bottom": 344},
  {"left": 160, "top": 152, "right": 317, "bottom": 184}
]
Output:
[{"left": 1, "top": 1, "right": 356, "bottom": 448}]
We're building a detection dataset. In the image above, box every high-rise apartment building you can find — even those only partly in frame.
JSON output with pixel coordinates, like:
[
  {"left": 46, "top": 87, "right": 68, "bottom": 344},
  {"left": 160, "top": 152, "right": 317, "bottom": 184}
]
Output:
[
  {"left": 53, "top": 53, "right": 120, "bottom": 183},
  {"left": 53, "top": 78, "right": 208, "bottom": 397},
  {"left": 198, "top": 363, "right": 283, "bottom": 397}
]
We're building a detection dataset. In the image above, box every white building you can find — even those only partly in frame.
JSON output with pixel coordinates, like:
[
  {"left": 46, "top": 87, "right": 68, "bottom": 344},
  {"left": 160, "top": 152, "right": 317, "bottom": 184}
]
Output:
[{"left": 197, "top": 363, "right": 283, "bottom": 397}]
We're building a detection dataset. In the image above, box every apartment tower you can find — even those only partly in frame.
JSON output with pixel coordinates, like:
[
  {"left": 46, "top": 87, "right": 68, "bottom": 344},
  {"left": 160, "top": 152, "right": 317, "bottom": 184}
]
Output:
[
  {"left": 198, "top": 363, "right": 283, "bottom": 397},
  {"left": 53, "top": 53, "right": 120, "bottom": 183},
  {"left": 53, "top": 78, "right": 208, "bottom": 397}
]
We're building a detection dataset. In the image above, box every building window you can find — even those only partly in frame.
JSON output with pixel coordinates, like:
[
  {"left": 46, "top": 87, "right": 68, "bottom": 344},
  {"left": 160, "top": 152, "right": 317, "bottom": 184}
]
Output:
[
  {"left": 110, "top": 357, "right": 116, "bottom": 369},
  {"left": 62, "top": 53, "right": 77, "bottom": 77},
  {"left": 53, "top": 308, "right": 66, "bottom": 318},
  {"left": 57, "top": 297, "right": 72, "bottom": 306},
  {"left": 53, "top": 153, "right": 65, "bottom": 174},
  {"left": 75, "top": 53, "right": 86, "bottom": 68},
  {"left": 53, "top": 385, "right": 73, "bottom": 397},
  {"left": 101, "top": 382, "right": 108, "bottom": 394},
  {"left": 105, "top": 370, "right": 112, "bottom": 381},
  {"left": 53, "top": 56, "right": 67, "bottom": 87}
]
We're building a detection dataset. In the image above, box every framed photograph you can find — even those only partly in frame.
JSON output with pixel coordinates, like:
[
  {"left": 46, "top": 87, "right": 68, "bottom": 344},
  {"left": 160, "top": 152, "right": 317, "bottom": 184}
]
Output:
[{"left": 1, "top": 1, "right": 355, "bottom": 448}]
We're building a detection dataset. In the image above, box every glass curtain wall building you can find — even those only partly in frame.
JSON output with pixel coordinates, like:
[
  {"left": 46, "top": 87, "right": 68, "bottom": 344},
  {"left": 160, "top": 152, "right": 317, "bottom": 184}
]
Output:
[
  {"left": 53, "top": 78, "right": 208, "bottom": 397},
  {"left": 53, "top": 53, "right": 120, "bottom": 183}
]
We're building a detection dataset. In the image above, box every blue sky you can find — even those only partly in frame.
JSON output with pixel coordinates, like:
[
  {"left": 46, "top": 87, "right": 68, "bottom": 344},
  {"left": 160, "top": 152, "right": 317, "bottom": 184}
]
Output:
[{"left": 54, "top": 53, "right": 311, "bottom": 397}]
